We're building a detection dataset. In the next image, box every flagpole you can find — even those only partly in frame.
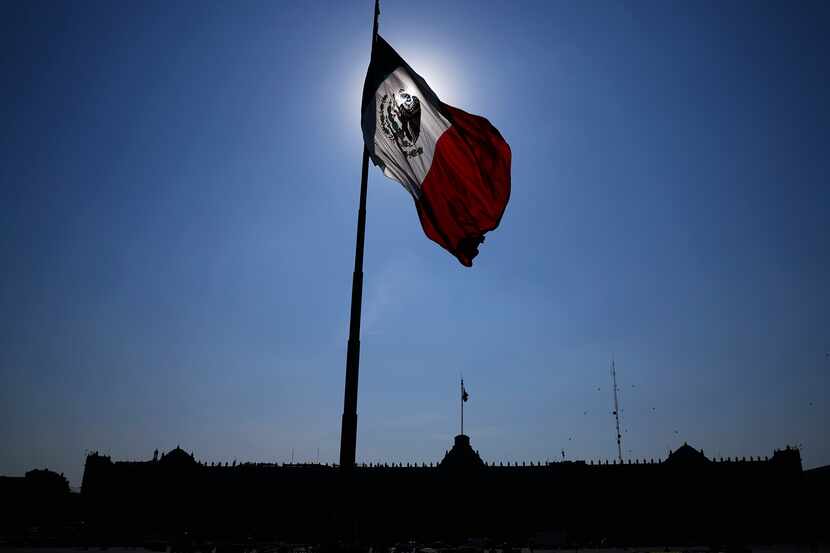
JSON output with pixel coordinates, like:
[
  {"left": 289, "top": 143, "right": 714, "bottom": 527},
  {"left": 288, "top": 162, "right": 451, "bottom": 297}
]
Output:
[
  {"left": 461, "top": 378, "right": 464, "bottom": 436},
  {"left": 339, "top": 0, "right": 380, "bottom": 472}
]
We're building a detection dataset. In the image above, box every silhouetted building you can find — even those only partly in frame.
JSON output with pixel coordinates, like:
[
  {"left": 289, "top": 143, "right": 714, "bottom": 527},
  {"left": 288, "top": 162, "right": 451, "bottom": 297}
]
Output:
[
  {"left": 0, "top": 468, "right": 75, "bottom": 540},
  {"left": 75, "top": 436, "right": 816, "bottom": 546}
]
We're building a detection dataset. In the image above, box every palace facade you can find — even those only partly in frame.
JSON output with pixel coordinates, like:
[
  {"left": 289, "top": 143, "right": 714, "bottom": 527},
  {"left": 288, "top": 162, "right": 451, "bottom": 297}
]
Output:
[{"left": 79, "top": 434, "right": 813, "bottom": 545}]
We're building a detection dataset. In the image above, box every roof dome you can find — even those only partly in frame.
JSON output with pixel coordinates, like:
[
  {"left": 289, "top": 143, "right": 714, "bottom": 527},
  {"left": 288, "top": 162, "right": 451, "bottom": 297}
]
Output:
[
  {"left": 665, "top": 442, "right": 710, "bottom": 465},
  {"left": 160, "top": 446, "right": 196, "bottom": 465},
  {"left": 438, "top": 434, "right": 485, "bottom": 472}
]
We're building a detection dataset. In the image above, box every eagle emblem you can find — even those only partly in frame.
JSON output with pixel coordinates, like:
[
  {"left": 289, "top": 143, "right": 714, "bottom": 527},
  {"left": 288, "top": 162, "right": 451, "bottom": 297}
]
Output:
[{"left": 378, "top": 88, "right": 424, "bottom": 158}]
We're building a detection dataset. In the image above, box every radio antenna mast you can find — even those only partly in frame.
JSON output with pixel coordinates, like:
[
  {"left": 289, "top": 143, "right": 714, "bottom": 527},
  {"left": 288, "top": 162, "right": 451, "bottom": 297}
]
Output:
[{"left": 611, "top": 356, "right": 623, "bottom": 463}]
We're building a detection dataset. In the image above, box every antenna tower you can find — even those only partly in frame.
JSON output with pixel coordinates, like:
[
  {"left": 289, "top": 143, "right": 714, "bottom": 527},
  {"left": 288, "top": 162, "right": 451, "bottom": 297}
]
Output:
[{"left": 611, "top": 357, "right": 623, "bottom": 462}]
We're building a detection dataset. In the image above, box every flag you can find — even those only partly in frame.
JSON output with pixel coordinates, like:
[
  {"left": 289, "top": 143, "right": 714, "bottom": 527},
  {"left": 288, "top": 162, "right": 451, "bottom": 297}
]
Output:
[
  {"left": 461, "top": 380, "right": 469, "bottom": 402},
  {"left": 361, "top": 36, "right": 511, "bottom": 267}
]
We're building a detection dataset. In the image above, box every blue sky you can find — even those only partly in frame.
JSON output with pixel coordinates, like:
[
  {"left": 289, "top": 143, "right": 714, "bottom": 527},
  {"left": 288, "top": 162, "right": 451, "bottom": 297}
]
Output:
[{"left": 2, "top": 0, "right": 828, "bottom": 486}]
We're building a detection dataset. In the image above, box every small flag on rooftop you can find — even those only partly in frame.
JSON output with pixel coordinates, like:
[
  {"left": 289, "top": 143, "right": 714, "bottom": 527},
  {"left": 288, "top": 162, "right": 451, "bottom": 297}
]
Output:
[{"left": 361, "top": 36, "right": 511, "bottom": 266}]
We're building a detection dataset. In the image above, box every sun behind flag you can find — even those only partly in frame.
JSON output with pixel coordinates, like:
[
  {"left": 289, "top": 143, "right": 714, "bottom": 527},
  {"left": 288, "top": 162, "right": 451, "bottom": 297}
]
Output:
[{"left": 361, "top": 36, "right": 511, "bottom": 266}]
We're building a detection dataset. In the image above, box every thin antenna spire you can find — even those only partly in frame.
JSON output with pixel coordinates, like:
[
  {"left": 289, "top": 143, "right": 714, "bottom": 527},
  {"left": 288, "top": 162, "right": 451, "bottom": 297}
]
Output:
[{"left": 611, "top": 356, "right": 623, "bottom": 463}]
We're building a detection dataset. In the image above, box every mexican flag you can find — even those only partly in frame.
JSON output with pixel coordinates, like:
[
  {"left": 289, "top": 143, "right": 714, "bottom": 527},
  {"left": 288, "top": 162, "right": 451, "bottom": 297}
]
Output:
[{"left": 361, "top": 35, "right": 511, "bottom": 267}]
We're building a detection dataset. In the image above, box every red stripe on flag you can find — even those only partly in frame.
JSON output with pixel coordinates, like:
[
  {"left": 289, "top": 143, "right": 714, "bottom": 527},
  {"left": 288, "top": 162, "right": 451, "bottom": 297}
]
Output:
[{"left": 415, "top": 105, "right": 511, "bottom": 266}]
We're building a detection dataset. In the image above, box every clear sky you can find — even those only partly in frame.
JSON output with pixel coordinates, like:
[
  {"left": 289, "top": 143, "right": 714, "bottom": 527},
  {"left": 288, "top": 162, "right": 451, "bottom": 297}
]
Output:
[{"left": 2, "top": 0, "right": 828, "bottom": 487}]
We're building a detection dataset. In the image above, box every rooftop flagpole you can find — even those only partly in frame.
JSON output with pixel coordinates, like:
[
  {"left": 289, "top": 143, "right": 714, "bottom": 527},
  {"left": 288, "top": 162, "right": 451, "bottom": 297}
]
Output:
[
  {"left": 460, "top": 376, "right": 468, "bottom": 436},
  {"left": 339, "top": 0, "right": 380, "bottom": 471}
]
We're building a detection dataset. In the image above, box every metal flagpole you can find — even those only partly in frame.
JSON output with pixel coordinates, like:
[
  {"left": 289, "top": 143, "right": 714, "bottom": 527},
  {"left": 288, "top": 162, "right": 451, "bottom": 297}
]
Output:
[
  {"left": 460, "top": 378, "right": 464, "bottom": 436},
  {"left": 339, "top": 0, "right": 380, "bottom": 471}
]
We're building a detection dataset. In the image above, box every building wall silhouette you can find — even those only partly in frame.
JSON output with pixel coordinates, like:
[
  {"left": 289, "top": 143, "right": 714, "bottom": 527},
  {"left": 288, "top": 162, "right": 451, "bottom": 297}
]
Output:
[
  {"left": 0, "top": 468, "right": 76, "bottom": 540},
  {"left": 78, "top": 436, "right": 812, "bottom": 545}
]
